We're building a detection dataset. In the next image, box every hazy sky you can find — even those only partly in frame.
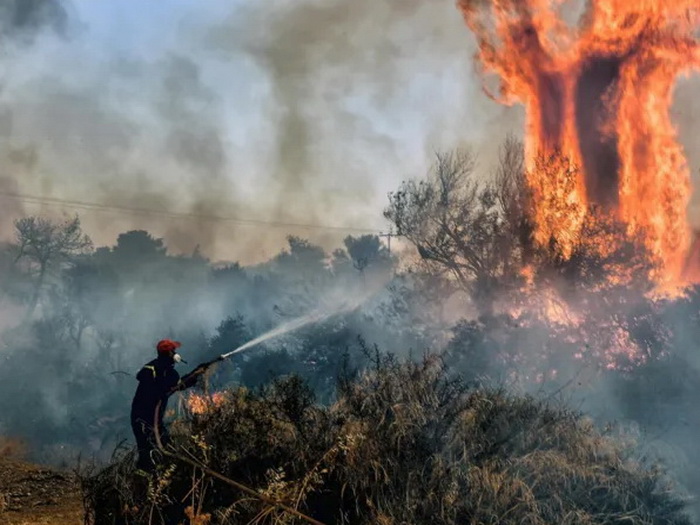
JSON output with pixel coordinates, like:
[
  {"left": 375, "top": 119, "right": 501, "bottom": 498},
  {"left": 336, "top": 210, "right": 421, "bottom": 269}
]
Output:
[
  {"left": 2, "top": 0, "right": 698, "bottom": 263},
  {"left": 0, "top": 0, "right": 528, "bottom": 263}
]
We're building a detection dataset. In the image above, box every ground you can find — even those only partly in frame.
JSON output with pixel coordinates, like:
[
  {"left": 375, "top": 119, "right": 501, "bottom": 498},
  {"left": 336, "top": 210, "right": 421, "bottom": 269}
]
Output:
[{"left": 0, "top": 458, "right": 83, "bottom": 525}]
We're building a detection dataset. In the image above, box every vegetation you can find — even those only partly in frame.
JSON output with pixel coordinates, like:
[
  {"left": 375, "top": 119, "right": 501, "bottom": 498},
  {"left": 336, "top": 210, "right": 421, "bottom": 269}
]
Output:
[
  {"left": 2, "top": 137, "right": 700, "bottom": 521},
  {"left": 82, "top": 353, "right": 691, "bottom": 525}
]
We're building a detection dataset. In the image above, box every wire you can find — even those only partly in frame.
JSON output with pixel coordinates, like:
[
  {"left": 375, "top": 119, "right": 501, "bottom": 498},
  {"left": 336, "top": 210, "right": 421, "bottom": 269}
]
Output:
[{"left": 0, "top": 190, "right": 385, "bottom": 234}]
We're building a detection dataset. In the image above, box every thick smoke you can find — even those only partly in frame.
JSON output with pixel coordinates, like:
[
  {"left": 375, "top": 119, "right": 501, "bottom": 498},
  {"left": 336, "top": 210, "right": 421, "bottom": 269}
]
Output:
[
  {"left": 0, "top": 53, "right": 238, "bottom": 257},
  {"left": 0, "top": 0, "right": 69, "bottom": 231},
  {"left": 208, "top": 1, "right": 446, "bottom": 220},
  {"left": 0, "top": 0, "right": 68, "bottom": 42},
  {"left": 673, "top": 76, "right": 700, "bottom": 229},
  {"left": 0, "top": 0, "right": 522, "bottom": 263},
  {"left": 203, "top": 0, "right": 525, "bottom": 258}
]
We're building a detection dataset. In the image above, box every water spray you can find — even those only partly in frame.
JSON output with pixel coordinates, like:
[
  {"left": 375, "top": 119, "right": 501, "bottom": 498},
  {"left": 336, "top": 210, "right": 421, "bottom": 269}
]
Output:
[
  {"left": 190, "top": 294, "right": 372, "bottom": 375},
  {"left": 221, "top": 309, "right": 332, "bottom": 359}
]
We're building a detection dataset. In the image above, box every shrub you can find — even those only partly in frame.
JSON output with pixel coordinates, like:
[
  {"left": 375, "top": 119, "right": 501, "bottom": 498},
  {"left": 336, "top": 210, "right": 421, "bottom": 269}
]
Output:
[{"left": 82, "top": 354, "right": 691, "bottom": 525}]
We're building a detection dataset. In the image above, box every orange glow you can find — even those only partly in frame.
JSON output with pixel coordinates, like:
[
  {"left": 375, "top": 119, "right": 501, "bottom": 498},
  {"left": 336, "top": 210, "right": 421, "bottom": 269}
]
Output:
[
  {"left": 187, "top": 392, "right": 226, "bottom": 415},
  {"left": 457, "top": 0, "right": 700, "bottom": 284}
]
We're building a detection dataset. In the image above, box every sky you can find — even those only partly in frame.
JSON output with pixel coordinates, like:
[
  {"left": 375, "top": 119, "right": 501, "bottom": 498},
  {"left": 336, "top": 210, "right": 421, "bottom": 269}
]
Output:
[
  {"left": 1, "top": 0, "right": 698, "bottom": 263},
  {"left": 0, "top": 0, "right": 527, "bottom": 264}
]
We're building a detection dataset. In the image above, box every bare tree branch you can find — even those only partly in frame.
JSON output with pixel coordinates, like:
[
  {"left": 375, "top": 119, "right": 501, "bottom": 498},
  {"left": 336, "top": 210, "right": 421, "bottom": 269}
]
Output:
[{"left": 13, "top": 215, "right": 92, "bottom": 318}]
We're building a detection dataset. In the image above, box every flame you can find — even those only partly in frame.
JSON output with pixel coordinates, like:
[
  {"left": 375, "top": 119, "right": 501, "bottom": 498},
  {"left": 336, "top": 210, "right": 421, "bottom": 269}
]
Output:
[
  {"left": 187, "top": 392, "right": 226, "bottom": 415},
  {"left": 457, "top": 0, "right": 700, "bottom": 284}
]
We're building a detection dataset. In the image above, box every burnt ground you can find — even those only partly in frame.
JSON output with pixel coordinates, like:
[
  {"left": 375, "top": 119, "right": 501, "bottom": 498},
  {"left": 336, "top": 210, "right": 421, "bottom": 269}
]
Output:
[{"left": 0, "top": 458, "right": 83, "bottom": 525}]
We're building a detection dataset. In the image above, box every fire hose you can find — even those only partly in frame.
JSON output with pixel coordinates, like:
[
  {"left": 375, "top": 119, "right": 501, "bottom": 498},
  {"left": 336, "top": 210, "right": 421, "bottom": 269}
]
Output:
[{"left": 151, "top": 369, "right": 326, "bottom": 525}]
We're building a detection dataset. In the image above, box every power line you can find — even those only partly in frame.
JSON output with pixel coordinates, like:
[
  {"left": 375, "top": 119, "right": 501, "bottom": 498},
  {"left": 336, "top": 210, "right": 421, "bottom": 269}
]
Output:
[{"left": 0, "top": 190, "right": 385, "bottom": 234}]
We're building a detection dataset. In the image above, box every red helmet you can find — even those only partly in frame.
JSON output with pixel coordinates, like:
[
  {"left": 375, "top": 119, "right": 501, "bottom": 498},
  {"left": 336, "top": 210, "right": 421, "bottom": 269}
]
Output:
[{"left": 156, "top": 339, "right": 181, "bottom": 354}]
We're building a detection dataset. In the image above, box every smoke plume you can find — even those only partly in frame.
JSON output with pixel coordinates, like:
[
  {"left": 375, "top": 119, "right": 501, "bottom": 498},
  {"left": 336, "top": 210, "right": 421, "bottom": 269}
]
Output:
[
  {"left": 0, "top": 0, "right": 520, "bottom": 263},
  {"left": 0, "top": 0, "right": 68, "bottom": 42}
]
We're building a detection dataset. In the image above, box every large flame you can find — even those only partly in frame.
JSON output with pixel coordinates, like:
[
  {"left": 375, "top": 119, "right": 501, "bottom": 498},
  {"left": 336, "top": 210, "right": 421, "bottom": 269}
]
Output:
[{"left": 457, "top": 0, "right": 700, "bottom": 284}]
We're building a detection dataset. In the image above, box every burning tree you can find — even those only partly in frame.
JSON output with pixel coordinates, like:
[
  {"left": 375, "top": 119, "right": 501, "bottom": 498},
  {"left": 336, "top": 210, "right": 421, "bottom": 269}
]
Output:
[
  {"left": 384, "top": 131, "right": 664, "bottom": 381},
  {"left": 385, "top": 140, "right": 530, "bottom": 316},
  {"left": 385, "top": 135, "right": 656, "bottom": 319}
]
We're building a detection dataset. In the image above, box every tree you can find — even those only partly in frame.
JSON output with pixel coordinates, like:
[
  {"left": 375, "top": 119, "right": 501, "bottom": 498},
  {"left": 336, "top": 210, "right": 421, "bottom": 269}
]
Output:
[
  {"left": 107, "top": 230, "right": 167, "bottom": 274},
  {"left": 209, "top": 314, "right": 251, "bottom": 357},
  {"left": 271, "top": 236, "right": 331, "bottom": 315},
  {"left": 274, "top": 236, "right": 327, "bottom": 279},
  {"left": 494, "top": 134, "right": 533, "bottom": 263},
  {"left": 384, "top": 143, "right": 527, "bottom": 316},
  {"left": 13, "top": 215, "right": 92, "bottom": 317},
  {"left": 342, "top": 234, "right": 392, "bottom": 280},
  {"left": 59, "top": 261, "right": 120, "bottom": 351},
  {"left": 537, "top": 205, "right": 656, "bottom": 297},
  {"left": 207, "top": 315, "right": 252, "bottom": 389},
  {"left": 0, "top": 241, "right": 26, "bottom": 300}
]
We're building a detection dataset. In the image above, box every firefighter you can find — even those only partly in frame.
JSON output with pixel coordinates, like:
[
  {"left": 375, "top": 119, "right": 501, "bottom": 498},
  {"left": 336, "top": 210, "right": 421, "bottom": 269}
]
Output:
[{"left": 130, "top": 339, "right": 207, "bottom": 473}]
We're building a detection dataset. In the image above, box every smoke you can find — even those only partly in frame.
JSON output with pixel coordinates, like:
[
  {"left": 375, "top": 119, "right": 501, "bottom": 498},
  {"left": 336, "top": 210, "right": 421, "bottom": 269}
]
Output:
[
  {"left": 0, "top": 0, "right": 523, "bottom": 263},
  {"left": 0, "top": 52, "right": 236, "bottom": 257},
  {"left": 208, "top": 1, "right": 433, "bottom": 220},
  {"left": 673, "top": 76, "right": 700, "bottom": 229},
  {"left": 0, "top": 0, "right": 69, "bottom": 42},
  {"left": 0, "top": 0, "right": 498, "bottom": 462},
  {"left": 0, "top": 0, "right": 71, "bottom": 231},
  {"left": 127, "top": 53, "right": 232, "bottom": 255},
  {"left": 2, "top": 0, "right": 696, "bottom": 261},
  {"left": 209, "top": 0, "right": 517, "bottom": 206}
]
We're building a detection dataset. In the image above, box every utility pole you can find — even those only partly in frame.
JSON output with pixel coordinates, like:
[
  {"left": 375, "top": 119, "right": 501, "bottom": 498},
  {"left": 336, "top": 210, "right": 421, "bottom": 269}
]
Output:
[{"left": 379, "top": 228, "right": 399, "bottom": 254}]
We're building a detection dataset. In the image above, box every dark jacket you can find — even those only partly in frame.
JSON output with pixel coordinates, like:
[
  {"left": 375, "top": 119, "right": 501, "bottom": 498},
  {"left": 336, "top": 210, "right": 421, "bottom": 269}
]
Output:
[{"left": 130, "top": 356, "right": 197, "bottom": 428}]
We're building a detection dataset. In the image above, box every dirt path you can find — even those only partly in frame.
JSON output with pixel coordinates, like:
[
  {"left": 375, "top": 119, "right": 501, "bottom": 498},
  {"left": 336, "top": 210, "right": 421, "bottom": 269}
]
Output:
[{"left": 0, "top": 459, "right": 83, "bottom": 525}]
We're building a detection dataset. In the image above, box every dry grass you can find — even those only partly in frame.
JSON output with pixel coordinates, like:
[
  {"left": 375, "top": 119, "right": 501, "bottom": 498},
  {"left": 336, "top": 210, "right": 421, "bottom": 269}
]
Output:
[
  {"left": 0, "top": 457, "right": 82, "bottom": 525},
  {"left": 82, "top": 353, "right": 692, "bottom": 524},
  {"left": 0, "top": 437, "right": 27, "bottom": 460}
]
